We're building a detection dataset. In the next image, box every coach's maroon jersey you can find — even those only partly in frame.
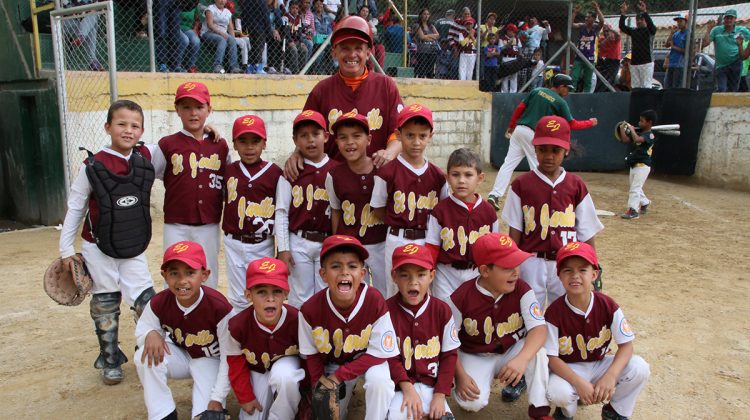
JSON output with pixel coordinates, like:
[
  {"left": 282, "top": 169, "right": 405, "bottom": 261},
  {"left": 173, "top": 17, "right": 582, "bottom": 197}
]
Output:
[
  {"left": 158, "top": 132, "right": 229, "bottom": 224},
  {"left": 427, "top": 196, "right": 498, "bottom": 265},
  {"left": 149, "top": 286, "right": 232, "bottom": 359},
  {"left": 228, "top": 304, "right": 299, "bottom": 373},
  {"left": 304, "top": 71, "right": 404, "bottom": 159},
  {"left": 450, "top": 279, "right": 545, "bottom": 355},
  {"left": 81, "top": 146, "right": 152, "bottom": 243},
  {"left": 327, "top": 164, "right": 387, "bottom": 244},
  {"left": 222, "top": 160, "right": 283, "bottom": 236},
  {"left": 287, "top": 157, "right": 338, "bottom": 233}
]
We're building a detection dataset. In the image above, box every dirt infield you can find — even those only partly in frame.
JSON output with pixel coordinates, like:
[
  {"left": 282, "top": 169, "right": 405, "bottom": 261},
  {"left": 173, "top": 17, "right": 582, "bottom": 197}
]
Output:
[{"left": 2, "top": 171, "right": 748, "bottom": 419}]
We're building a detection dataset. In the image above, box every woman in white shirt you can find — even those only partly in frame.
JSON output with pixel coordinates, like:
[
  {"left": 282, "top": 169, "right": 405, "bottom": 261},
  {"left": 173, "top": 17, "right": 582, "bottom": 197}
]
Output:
[{"left": 201, "top": 0, "right": 241, "bottom": 73}]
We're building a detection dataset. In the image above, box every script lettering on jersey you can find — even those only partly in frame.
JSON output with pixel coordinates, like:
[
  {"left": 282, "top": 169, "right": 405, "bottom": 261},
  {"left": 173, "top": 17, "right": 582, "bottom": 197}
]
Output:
[
  {"left": 465, "top": 313, "right": 523, "bottom": 345},
  {"left": 242, "top": 345, "right": 299, "bottom": 369},
  {"left": 558, "top": 325, "right": 612, "bottom": 359},
  {"left": 311, "top": 324, "right": 373, "bottom": 358},
  {"left": 237, "top": 196, "right": 275, "bottom": 230},
  {"left": 328, "top": 108, "right": 383, "bottom": 132},
  {"left": 292, "top": 184, "right": 329, "bottom": 210},
  {"left": 522, "top": 203, "right": 575, "bottom": 239},
  {"left": 439, "top": 225, "right": 492, "bottom": 255},
  {"left": 393, "top": 191, "right": 439, "bottom": 221},
  {"left": 401, "top": 336, "right": 441, "bottom": 370},
  {"left": 169, "top": 152, "right": 221, "bottom": 178},
  {"left": 342, "top": 201, "right": 384, "bottom": 236},
  {"left": 163, "top": 326, "right": 214, "bottom": 347}
]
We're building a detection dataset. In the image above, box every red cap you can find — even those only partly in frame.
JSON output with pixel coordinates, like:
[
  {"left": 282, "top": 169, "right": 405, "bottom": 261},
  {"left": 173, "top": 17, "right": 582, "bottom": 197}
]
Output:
[
  {"left": 232, "top": 115, "right": 267, "bottom": 140},
  {"left": 161, "top": 241, "right": 207, "bottom": 270},
  {"left": 397, "top": 104, "right": 433, "bottom": 130},
  {"left": 320, "top": 235, "right": 369, "bottom": 261},
  {"left": 532, "top": 116, "right": 571, "bottom": 151},
  {"left": 331, "top": 111, "right": 369, "bottom": 135},
  {"left": 331, "top": 15, "right": 373, "bottom": 48},
  {"left": 556, "top": 242, "right": 600, "bottom": 274},
  {"left": 505, "top": 23, "right": 518, "bottom": 33},
  {"left": 246, "top": 257, "right": 290, "bottom": 291},
  {"left": 174, "top": 81, "right": 210, "bottom": 105},
  {"left": 472, "top": 233, "right": 532, "bottom": 268},
  {"left": 463, "top": 17, "right": 476, "bottom": 25},
  {"left": 293, "top": 109, "right": 327, "bottom": 131},
  {"left": 392, "top": 243, "right": 434, "bottom": 271}
]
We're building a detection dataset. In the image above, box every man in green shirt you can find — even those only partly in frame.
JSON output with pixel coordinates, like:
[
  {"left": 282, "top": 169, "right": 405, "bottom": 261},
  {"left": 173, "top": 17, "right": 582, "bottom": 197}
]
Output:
[{"left": 703, "top": 9, "right": 750, "bottom": 92}]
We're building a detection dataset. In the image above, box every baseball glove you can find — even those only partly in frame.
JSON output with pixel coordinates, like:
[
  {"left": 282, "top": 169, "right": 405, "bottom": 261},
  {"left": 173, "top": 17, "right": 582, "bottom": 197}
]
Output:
[
  {"left": 312, "top": 376, "right": 345, "bottom": 420},
  {"left": 195, "top": 409, "right": 230, "bottom": 420},
  {"left": 43, "top": 255, "right": 92, "bottom": 306},
  {"left": 614, "top": 121, "right": 633, "bottom": 143}
]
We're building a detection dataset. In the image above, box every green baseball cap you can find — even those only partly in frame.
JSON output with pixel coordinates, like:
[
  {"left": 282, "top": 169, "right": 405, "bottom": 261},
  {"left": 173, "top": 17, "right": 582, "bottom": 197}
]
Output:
[{"left": 725, "top": 9, "right": 738, "bottom": 18}]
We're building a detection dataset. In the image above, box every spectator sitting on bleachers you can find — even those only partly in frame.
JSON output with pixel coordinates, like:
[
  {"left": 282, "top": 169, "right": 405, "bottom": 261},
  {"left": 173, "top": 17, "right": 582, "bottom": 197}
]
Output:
[
  {"left": 312, "top": 0, "right": 333, "bottom": 38},
  {"left": 356, "top": 0, "right": 377, "bottom": 22},
  {"left": 384, "top": 14, "right": 411, "bottom": 54},
  {"left": 177, "top": 0, "right": 202, "bottom": 73},
  {"left": 154, "top": 0, "right": 182, "bottom": 72},
  {"left": 298, "top": 0, "right": 315, "bottom": 60},
  {"left": 458, "top": 17, "right": 477, "bottom": 80},
  {"left": 498, "top": 23, "right": 521, "bottom": 92},
  {"left": 225, "top": 0, "right": 253, "bottom": 72},
  {"left": 201, "top": 0, "right": 241, "bottom": 73},
  {"left": 359, "top": 5, "right": 385, "bottom": 69},
  {"left": 265, "top": 0, "right": 289, "bottom": 74},
  {"left": 62, "top": 0, "right": 103, "bottom": 71},
  {"left": 413, "top": 7, "right": 439, "bottom": 78},
  {"left": 323, "top": 0, "right": 340, "bottom": 20},
  {"left": 283, "top": 1, "right": 310, "bottom": 73},
  {"left": 238, "top": 0, "right": 274, "bottom": 74}
]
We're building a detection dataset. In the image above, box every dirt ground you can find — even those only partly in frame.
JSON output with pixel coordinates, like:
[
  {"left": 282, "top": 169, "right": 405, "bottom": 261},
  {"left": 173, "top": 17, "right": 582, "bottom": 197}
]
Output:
[{"left": 2, "top": 170, "right": 749, "bottom": 419}]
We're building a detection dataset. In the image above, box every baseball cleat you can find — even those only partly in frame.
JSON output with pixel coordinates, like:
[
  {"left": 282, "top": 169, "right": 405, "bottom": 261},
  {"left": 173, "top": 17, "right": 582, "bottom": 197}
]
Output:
[
  {"left": 621, "top": 208, "right": 639, "bottom": 220},
  {"left": 488, "top": 194, "right": 501, "bottom": 211},
  {"left": 639, "top": 203, "right": 649, "bottom": 214},
  {"left": 101, "top": 366, "right": 123, "bottom": 385},
  {"left": 601, "top": 403, "right": 629, "bottom": 420},
  {"left": 501, "top": 375, "right": 527, "bottom": 402},
  {"left": 553, "top": 407, "right": 574, "bottom": 420}
]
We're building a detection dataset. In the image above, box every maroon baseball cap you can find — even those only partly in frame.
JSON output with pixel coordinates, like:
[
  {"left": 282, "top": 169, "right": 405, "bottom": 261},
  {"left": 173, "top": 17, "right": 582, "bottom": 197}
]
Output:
[
  {"left": 397, "top": 104, "right": 434, "bottom": 130},
  {"left": 472, "top": 233, "right": 532, "bottom": 269},
  {"left": 331, "top": 15, "right": 373, "bottom": 48},
  {"left": 392, "top": 243, "right": 434, "bottom": 271},
  {"left": 331, "top": 111, "right": 369, "bottom": 135},
  {"left": 232, "top": 115, "right": 267, "bottom": 140},
  {"left": 532, "top": 116, "right": 571, "bottom": 151},
  {"left": 246, "top": 257, "right": 290, "bottom": 291},
  {"left": 320, "top": 235, "right": 370, "bottom": 261},
  {"left": 161, "top": 241, "right": 207, "bottom": 270},
  {"left": 505, "top": 23, "right": 518, "bottom": 33},
  {"left": 556, "top": 242, "right": 600, "bottom": 274},
  {"left": 293, "top": 109, "right": 327, "bottom": 131},
  {"left": 174, "top": 81, "right": 210, "bottom": 105}
]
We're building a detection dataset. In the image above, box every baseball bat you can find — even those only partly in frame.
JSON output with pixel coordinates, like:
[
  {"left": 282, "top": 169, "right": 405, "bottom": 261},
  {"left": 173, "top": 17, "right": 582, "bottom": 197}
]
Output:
[{"left": 651, "top": 124, "right": 680, "bottom": 132}]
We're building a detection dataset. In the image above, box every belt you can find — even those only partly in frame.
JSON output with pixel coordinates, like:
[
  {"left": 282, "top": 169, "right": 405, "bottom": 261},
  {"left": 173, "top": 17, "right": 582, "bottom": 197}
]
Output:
[
  {"left": 229, "top": 233, "right": 269, "bottom": 244},
  {"left": 296, "top": 230, "right": 328, "bottom": 243},
  {"left": 633, "top": 163, "right": 648, "bottom": 167},
  {"left": 534, "top": 250, "right": 557, "bottom": 261},
  {"left": 389, "top": 227, "right": 426, "bottom": 240},
  {"left": 451, "top": 261, "right": 475, "bottom": 270}
]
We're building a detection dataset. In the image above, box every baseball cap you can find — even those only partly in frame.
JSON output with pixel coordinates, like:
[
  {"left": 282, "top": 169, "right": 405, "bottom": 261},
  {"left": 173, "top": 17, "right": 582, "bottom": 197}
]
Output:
[
  {"left": 532, "top": 116, "right": 571, "bottom": 151},
  {"left": 320, "top": 235, "right": 370, "bottom": 261},
  {"left": 246, "top": 257, "right": 290, "bottom": 291},
  {"left": 472, "top": 233, "right": 532, "bottom": 268},
  {"left": 392, "top": 243, "right": 434, "bottom": 271},
  {"left": 725, "top": 9, "right": 738, "bottom": 18},
  {"left": 463, "top": 17, "right": 476, "bottom": 25},
  {"left": 232, "top": 115, "right": 267, "bottom": 140},
  {"left": 331, "top": 16, "right": 373, "bottom": 47},
  {"left": 293, "top": 109, "right": 327, "bottom": 131},
  {"left": 174, "top": 81, "right": 210, "bottom": 105},
  {"left": 556, "top": 242, "right": 600, "bottom": 274},
  {"left": 673, "top": 14, "right": 687, "bottom": 21},
  {"left": 551, "top": 73, "right": 574, "bottom": 89},
  {"left": 161, "top": 241, "right": 207, "bottom": 270},
  {"left": 505, "top": 23, "right": 518, "bottom": 33},
  {"left": 331, "top": 111, "right": 369, "bottom": 135},
  {"left": 397, "top": 104, "right": 434, "bottom": 130}
]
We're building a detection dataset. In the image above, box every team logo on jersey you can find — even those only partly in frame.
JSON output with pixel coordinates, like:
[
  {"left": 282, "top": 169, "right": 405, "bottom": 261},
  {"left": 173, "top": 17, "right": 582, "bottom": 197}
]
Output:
[
  {"left": 116, "top": 195, "right": 139, "bottom": 207},
  {"left": 172, "top": 243, "right": 190, "bottom": 253},
  {"left": 381, "top": 331, "right": 396, "bottom": 353},
  {"left": 546, "top": 119, "right": 562, "bottom": 132},
  {"left": 449, "top": 319, "right": 460, "bottom": 343},
  {"left": 620, "top": 318, "right": 634, "bottom": 337},
  {"left": 181, "top": 82, "right": 197, "bottom": 91},
  {"left": 529, "top": 302, "right": 544, "bottom": 321},
  {"left": 402, "top": 244, "right": 420, "bottom": 255},
  {"left": 241, "top": 117, "right": 256, "bottom": 126},
  {"left": 259, "top": 260, "right": 277, "bottom": 273}
]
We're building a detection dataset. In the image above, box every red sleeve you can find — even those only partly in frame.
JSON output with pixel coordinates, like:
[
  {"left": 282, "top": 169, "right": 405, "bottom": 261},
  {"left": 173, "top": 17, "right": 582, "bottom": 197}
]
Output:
[
  {"left": 569, "top": 119, "right": 594, "bottom": 130},
  {"left": 426, "top": 243, "right": 440, "bottom": 264},
  {"left": 306, "top": 353, "right": 327, "bottom": 385},
  {"left": 433, "top": 349, "right": 458, "bottom": 395},
  {"left": 508, "top": 102, "right": 527, "bottom": 130},
  {"left": 334, "top": 354, "right": 384, "bottom": 382},
  {"left": 227, "top": 355, "right": 256, "bottom": 404},
  {"left": 387, "top": 356, "right": 412, "bottom": 387}
]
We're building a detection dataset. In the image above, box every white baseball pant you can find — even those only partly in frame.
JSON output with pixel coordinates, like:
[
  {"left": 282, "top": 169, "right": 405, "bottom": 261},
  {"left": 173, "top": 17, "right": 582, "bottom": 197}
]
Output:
[
  {"left": 547, "top": 355, "right": 650, "bottom": 418},
  {"left": 364, "top": 241, "right": 387, "bottom": 298},
  {"left": 324, "top": 361, "right": 395, "bottom": 420},
  {"left": 224, "top": 235, "right": 276, "bottom": 311},
  {"left": 432, "top": 263, "right": 478, "bottom": 302},
  {"left": 459, "top": 53, "right": 477, "bottom": 80},
  {"left": 388, "top": 382, "right": 452, "bottom": 420},
  {"left": 240, "top": 356, "right": 305, "bottom": 420},
  {"left": 453, "top": 342, "right": 549, "bottom": 412},
  {"left": 287, "top": 232, "right": 325, "bottom": 308},
  {"left": 134, "top": 343, "right": 224, "bottom": 420},
  {"left": 490, "top": 125, "right": 537, "bottom": 198},
  {"left": 81, "top": 241, "right": 154, "bottom": 306},
  {"left": 629, "top": 62, "right": 654, "bottom": 89},
  {"left": 385, "top": 233, "right": 427, "bottom": 298},
  {"left": 163, "top": 223, "right": 221, "bottom": 289},
  {"left": 627, "top": 165, "right": 651, "bottom": 212},
  {"left": 520, "top": 256, "right": 566, "bottom": 308}
]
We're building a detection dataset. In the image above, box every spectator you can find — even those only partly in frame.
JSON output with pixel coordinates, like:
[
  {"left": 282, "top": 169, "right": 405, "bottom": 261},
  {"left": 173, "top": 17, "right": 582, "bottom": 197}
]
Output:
[
  {"left": 299, "top": 0, "right": 316, "bottom": 55},
  {"left": 530, "top": 47, "right": 545, "bottom": 88},
  {"left": 664, "top": 14, "right": 687, "bottom": 88},
  {"left": 480, "top": 12, "right": 500, "bottom": 48},
  {"left": 435, "top": 9, "right": 456, "bottom": 40},
  {"left": 283, "top": 1, "right": 310, "bottom": 73},
  {"left": 226, "top": 0, "right": 253, "bottom": 72},
  {"left": 359, "top": 5, "right": 385, "bottom": 68},
  {"left": 482, "top": 32, "right": 501, "bottom": 91},
  {"left": 239, "top": 0, "right": 274, "bottom": 74},
  {"left": 413, "top": 8, "right": 440, "bottom": 78},
  {"left": 323, "top": 0, "right": 340, "bottom": 20},
  {"left": 499, "top": 23, "right": 521, "bottom": 92},
  {"left": 457, "top": 6, "right": 473, "bottom": 26},
  {"left": 595, "top": 24, "right": 621, "bottom": 91},
  {"left": 62, "top": 0, "right": 103, "bottom": 71},
  {"left": 458, "top": 17, "right": 477, "bottom": 80},
  {"left": 311, "top": 0, "right": 333, "bottom": 73},
  {"left": 525, "top": 17, "right": 551, "bottom": 52},
  {"left": 619, "top": 1, "right": 656, "bottom": 89},
  {"left": 571, "top": 1, "right": 604, "bottom": 92},
  {"left": 703, "top": 9, "right": 750, "bottom": 92},
  {"left": 436, "top": 37, "right": 457, "bottom": 79},
  {"left": 201, "top": 0, "right": 241, "bottom": 73},
  {"left": 384, "top": 14, "right": 411, "bottom": 54},
  {"left": 616, "top": 52, "right": 632, "bottom": 91},
  {"left": 264, "top": 0, "right": 289, "bottom": 74},
  {"left": 177, "top": 1, "right": 201, "bottom": 72},
  {"left": 154, "top": 0, "right": 181, "bottom": 72},
  {"left": 356, "top": 0, "right": 377, "bottom": 20}
]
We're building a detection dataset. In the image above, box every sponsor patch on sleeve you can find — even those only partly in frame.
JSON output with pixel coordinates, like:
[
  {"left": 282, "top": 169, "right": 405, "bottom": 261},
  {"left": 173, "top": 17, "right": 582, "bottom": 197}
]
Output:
[{"left": 529, "top": 301, "right": 544, "bottom": 321}]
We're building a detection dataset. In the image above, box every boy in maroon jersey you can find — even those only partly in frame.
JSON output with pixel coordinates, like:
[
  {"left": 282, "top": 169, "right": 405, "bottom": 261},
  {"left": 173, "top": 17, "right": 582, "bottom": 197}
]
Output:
[
  {"left": 546, "top": 242, "right": 650, "bottom": 420},
  {"left": 371, "top": 104, "right": 449, "bottom": 297},
  {"left": 134, "top": 241, "right": 233, "bottom": 420},
  {"left": 220, "top": 257, "right": 305, "bottom": 419},
  {"left": 448, "top": 233, "right": 551, "bottom": 419},
  {"left": 223, "top": 115, "right": 284, "bottom": 311},
  {"left": 298, "top": 235, "right": 398, "bottom": 419},
  {"left": 386, "top": 243, "right": 460, "bottom": 420},
  {"left": 426, "top": 148, "right": 500, "bottom": 301},
  {"left": 276, "top": 110, "right": 338, "bottom": 308},
  {"left": 325, "top": 112, "right": 388, "bottom": 296}
]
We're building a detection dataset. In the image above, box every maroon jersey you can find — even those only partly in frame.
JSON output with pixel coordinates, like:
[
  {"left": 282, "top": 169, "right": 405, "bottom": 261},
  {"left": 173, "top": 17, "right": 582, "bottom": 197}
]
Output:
[
  {"left": 158, "top": 132, "right": 229, "bottom": 224},
  {"left": 386, "top": 295, "right": 460, "bottom": 388},
  {"left": 222, "top": 160, "right": 283, "bottom": 236},
  {"left": 81, "top": 146, "right": 152, "bottom": 243},
  {"left": 304, "top": 71, "right": 404, "bottom": 159},
  {"left": 286, "top": 158, "right": 338, "bottom": 233},
  {"left": 327, "top": 164, "right": 387, "bottom": 244},
  {"left": 228, "top": 304, "right": 300, "bottom": 373},
  {"left": 426, "top": 196, "right": 498, "bottom": 265},
  {"left": 450, "top": 279, "right": 545, "bottom": 355},
  {"left": 149, "top": 286, "right": 232, "bottom": 359}
]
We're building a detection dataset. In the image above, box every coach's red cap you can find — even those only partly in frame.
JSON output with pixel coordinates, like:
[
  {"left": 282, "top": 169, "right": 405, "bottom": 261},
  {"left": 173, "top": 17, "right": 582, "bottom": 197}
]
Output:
[
  {"left": 331, "top": 111, "right": 369, "bottom": 135},
  {"left": 233, "top": 115, "right": 267, "bottom": 140},
  {"left": 472, "top": 233, "right": 532, "bottom": 269},
  {"left": 161, "top": 241, "right": 207, "bottom": 270},
  {"left": 392, "top": 243, "right": 434, "bottom": 271},
  {"left": 556, "top": 242, "right": 600, "bottom": 274},
  {"left": 331, "top": 15, "right": 373, "bottom": 48},
  {"left": 397, "top": 104, "right": 434, "bottom": 130},
  {"left": 246, "top": 257, "right": 289, "bottom": 291},
  {"left": 293, "top": 109, "right": 327, "bottom": 131},
  {"left": 532, "top": 116, "right": 571, "bottom": 151},
  {"left": 320, "top": 235, "right": 369, "bottom": 261},
  {"left": 174, "top": 81, "right": 210, "bottom": 105}
]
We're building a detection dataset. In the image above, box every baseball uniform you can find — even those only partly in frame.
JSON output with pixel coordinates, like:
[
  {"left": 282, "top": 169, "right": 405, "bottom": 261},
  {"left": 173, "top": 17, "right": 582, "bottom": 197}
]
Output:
[
  {"left": 425, "top": 195, "right": 500, "bottom": 301},
  {"left": 626, "top": 129, "right": 655, "bottom": 213},
  {"left": 134, "top": 286, "right": 233, "bottom": 420},
  {"left": 502, "top": 168, "right": 604, "bottom": 306},
  {"left": 545, "top": 292, "right": 650, "bottom": 418}
]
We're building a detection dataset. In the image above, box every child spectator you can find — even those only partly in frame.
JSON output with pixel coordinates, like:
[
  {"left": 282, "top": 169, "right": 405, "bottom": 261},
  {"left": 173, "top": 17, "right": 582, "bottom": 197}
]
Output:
[
  {"left": 299, "top": 0, "right": 316, "bottom": 57},
  {"left": 482, "top": 32, "right": 501, "bottom": 91},
  {"left": 458, "top": 18, "right": 477, "bottom": 80},
  {"left": 435, "top": 38, "right": 456, "bottom": 79},
  {"left": 201, "top": 0, "right": 242, "bottom": 73},
  {"left": 266, "top": 0, "right": 290, "bottom": 74},
  {"left": 619, "top": 109, "right": 657, "bottom": 220},
  {"left": 177, "top": 1, "right": 202, "bottom": 73},
  {"left": 283, "top": 1, "right": 310, "bottom": 74},
  {"left": 530, "top": 48, "right": 545, "bottom": 88},
  {"left": 499, "top": 23, "right": 521, "bottom": 92}
]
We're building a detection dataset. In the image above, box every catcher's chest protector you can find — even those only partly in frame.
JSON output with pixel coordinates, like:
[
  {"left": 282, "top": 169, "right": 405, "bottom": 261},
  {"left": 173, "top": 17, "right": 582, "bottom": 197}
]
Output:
[{"left": 84, "top": 147, "right": 155, "bottom": 259}]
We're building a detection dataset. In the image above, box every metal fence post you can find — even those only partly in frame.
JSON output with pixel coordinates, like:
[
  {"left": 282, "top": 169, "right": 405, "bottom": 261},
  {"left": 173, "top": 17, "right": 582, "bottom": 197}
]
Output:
[
  {"left": 147, "top": 0, "right": 156, "bottom": 72},
  {"left": 106, "top": 0, "right": 118, "bottom": 101},
  {"left": 49, "top": 12, "right": 71, "bottom": 193},
  {"left": 683, "top": 0, "right": 698, "bottom": 88},
  {"left": 476, "top": 0, "right": 482, "bottom": 82},
  {"left": 565, "top": 0, "right": 572, "bottom": 74}
]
